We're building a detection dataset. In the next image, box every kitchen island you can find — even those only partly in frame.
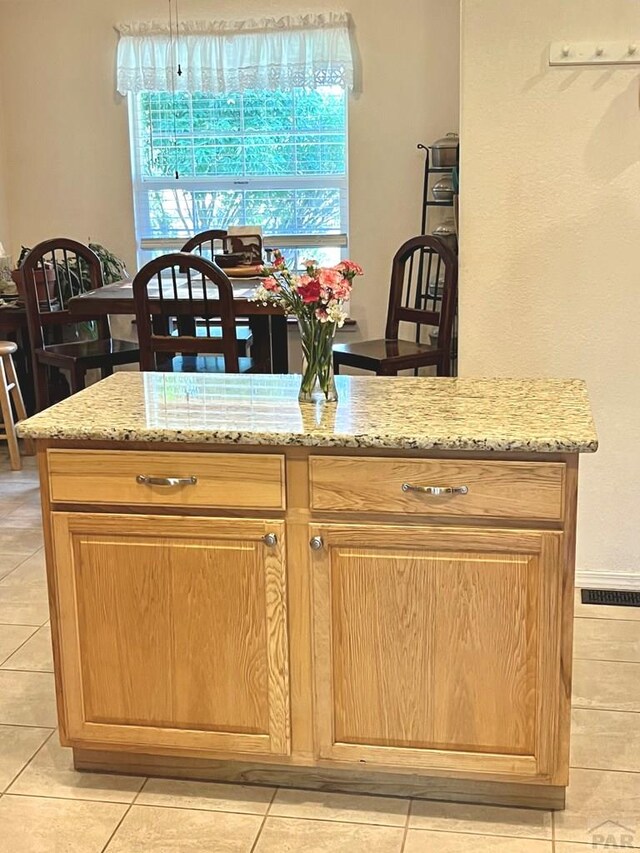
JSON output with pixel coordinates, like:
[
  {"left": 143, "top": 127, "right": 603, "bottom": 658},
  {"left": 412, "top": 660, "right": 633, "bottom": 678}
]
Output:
[{"left": 18, "top": 372, "right": 598, "bottom": 810}]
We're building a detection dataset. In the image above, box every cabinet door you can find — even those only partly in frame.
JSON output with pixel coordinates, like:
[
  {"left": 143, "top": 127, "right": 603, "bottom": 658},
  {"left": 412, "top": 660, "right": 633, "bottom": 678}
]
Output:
[
  {"left": 311, "top": 523, "right": 564, "bottom": 781},
  {"left": 51, "top": 513, "right": 290, "bottom": 757}
]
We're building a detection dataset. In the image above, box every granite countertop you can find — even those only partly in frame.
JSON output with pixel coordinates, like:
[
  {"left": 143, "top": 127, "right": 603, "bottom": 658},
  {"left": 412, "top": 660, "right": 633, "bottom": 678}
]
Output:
[{"left": 17, "top": 373, "right": 598, "bottom": 453}]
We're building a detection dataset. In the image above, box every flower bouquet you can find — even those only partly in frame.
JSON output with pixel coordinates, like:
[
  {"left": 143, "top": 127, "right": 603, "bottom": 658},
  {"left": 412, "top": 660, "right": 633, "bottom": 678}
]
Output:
[{"left": 253, "top": 251, "right": 363, "bottom": 403}]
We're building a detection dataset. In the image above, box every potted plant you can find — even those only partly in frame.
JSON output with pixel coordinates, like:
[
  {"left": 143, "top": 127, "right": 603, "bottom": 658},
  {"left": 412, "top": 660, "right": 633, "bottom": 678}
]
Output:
[
  {"left": 12, "top": 241, "right": 128, "bottom": 305},
  {"left": 12, "top": 246, "right": 57, "bottom": 303}
]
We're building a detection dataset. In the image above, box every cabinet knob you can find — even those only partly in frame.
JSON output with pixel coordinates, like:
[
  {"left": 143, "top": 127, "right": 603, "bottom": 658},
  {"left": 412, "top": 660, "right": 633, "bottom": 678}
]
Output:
[
  {"left": 263, "top": 533, "right": 278, "bottom": 547},
  {"left": 310, "top": 536, "right": 324, "bottom": 551}
]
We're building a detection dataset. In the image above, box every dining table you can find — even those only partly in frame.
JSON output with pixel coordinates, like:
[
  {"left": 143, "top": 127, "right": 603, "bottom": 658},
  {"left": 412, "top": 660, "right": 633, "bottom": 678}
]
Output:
[{"left": 67, "top": 276, "right": 289, "bottom": 374}]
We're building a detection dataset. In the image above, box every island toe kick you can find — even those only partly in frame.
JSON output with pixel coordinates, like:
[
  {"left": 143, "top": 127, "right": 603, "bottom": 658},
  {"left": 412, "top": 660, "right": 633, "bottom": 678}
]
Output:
[{"left": 19, "top": 374, "right": 598, "bottom": 811}]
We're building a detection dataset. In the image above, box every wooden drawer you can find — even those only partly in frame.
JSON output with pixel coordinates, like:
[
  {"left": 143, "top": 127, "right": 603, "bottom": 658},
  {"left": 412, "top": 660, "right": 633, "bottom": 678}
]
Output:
[
  {"left": 47, "top": 449, "right": 285, "bottom": 510},
  {"left": 309, "top": 456, "right": 565, "bottom": 521}
]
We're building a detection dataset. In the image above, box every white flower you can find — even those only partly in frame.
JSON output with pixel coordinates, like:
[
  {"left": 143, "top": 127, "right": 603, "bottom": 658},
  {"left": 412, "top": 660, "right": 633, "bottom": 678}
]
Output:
[
  {"left": 327, "top": 302, "right": 347, "bottom": 328},
  {"left": 252, "top": 285, "right": 272, "bottom": 305}
]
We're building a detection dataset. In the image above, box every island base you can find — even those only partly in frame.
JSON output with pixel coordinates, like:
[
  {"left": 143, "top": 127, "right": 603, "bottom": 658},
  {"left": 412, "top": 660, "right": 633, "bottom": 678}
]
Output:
[{"left": 73, "top": 749, "right": 566, "bottom": 811}]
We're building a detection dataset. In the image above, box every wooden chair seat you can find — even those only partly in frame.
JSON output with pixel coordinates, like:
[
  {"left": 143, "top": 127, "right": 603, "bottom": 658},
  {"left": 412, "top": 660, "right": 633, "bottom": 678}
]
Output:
[
  {"left": 172, "top": 324, "right": 253, "bottom": 356},
  {"left": 333, "top": 338, "right": 442, "bottom": 374},
  {"left": 334, "top": 236, "right": 458, "bottom": 378},
  {"left": 35, "top": 339, "right": 139, "bottom": 370},
  {"left": 169, "top": 355, "right": 254, "bottom": 374}
]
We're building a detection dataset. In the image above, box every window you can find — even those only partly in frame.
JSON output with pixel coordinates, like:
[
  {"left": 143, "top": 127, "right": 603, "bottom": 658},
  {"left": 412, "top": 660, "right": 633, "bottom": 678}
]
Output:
[{"left": 129, "top": 86, "right": 348, "bottom": 268}]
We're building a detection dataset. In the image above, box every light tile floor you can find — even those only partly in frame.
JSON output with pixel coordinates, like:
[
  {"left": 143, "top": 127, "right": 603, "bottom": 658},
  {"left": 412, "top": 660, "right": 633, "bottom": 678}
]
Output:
[{"left": 0, "top": 453, "right": 639, "bottom": 851}]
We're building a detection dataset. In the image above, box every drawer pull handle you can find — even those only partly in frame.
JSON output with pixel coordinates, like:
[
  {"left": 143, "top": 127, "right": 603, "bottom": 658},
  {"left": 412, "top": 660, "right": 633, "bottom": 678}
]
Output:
[
  {"left": 310, "top": 536, "right": 324, "bottom": 551},
  {"left": 263, "top": 533, "right": 278, "bottom": 547},
  {"left": 136, "top": 475, "right": 198, "bottom": 487},
  {"left": 402, "top": 484, "right": 469, "bottom": 496}
]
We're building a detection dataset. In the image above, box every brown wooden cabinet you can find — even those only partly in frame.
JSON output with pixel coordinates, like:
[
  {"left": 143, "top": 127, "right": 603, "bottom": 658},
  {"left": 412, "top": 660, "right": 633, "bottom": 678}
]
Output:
[
  {"left": 38, "top": 445, "right": 578, "bottom": 808},
  {"left": 51, "top": 512, "right": 290, "bottom": 757},
  {"left": 311, "top": 522, "right": 564, "bottom": 782}
]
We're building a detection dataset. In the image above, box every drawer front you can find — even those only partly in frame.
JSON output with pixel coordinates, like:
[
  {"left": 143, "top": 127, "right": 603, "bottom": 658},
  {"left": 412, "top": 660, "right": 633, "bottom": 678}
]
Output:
[
  {"left": 309, "top": 456, "right": 565, "bottom": 521},
  {"left": 48, "top": 449, "right": 285, "bottom": 510}
]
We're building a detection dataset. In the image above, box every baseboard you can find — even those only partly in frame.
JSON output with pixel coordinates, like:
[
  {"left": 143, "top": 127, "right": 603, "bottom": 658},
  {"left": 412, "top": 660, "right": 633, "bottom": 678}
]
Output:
[{"left": 577, "top": 570, "right": 640, "bottom": 591}]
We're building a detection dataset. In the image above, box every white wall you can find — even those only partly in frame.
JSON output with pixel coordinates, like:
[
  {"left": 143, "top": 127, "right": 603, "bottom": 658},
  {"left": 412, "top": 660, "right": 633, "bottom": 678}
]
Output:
[
  {"left": 0, "top": 0, "right": 460, "bottom": 339},
  {"left": 0, "top": 76, "right": 10, "bottom": 253},
  {"left": 459, "top": 0, "right": 640, "bottom": 584}
]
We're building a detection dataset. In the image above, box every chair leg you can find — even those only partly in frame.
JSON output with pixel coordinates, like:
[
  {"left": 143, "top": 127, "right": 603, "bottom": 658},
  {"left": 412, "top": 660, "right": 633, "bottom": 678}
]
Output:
[
  {"left": 101, "top": 364, "right": 114, "bottom": 379},
  {"left": 4, "top": 353, "right": 34, "bottom": 456},
  {"left": 68, "top": 364, "right": 86, "bottom": 395},
  {"left": 0, "top": 355, "right": 21, "bottom": 471},
  {"left": 34, "top": 361, "right": 51, "bottom": 413},
  {"left": 437, "top": 353, "right": 451, "bottom": 376}
]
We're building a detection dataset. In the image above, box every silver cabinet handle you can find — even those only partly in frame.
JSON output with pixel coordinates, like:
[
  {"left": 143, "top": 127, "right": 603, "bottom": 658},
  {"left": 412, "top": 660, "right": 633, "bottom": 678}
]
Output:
[
  {"left": 310, "top": 536, "right": 324, "bottom": 551},
  {"left": 263, "top": 533, "right": 278, "bottom": 547},
  {"left": 136, "top": 475, "right": 198, "bottom": 487},
  {"left": 402, "top": 484, "right": 469, "bottom": 496}
]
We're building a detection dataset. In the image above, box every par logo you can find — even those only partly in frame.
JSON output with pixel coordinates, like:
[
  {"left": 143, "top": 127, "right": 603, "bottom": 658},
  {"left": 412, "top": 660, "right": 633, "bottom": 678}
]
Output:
[{"left": 589, "top": 821, "right": 636, "bottom": 849}]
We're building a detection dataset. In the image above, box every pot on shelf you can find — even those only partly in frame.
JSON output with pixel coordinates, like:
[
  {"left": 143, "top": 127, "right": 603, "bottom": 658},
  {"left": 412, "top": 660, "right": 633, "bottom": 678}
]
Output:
[
  {"left": 430, "top": 132, "right": 459, "bottom": 168},
  {"left": 12, "top": 266, "right": 57, "bottom": 304},
  {"left": 432, "top": 175, "right": 454, "bottom": 202},
  {"left": 432, "top": 219, "right": 458, "bottom": 246}
]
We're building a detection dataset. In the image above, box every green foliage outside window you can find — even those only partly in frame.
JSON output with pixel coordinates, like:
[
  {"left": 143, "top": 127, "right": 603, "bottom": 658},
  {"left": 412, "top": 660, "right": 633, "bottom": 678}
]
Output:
[{"left": 134, "top": 87, "right": 348, "bottom": 247}]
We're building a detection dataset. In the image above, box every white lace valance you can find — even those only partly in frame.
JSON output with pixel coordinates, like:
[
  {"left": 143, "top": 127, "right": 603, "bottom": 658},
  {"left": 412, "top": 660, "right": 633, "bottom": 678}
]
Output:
[{"left": 116, "top": 12, "right": 354, "bottom": 94}]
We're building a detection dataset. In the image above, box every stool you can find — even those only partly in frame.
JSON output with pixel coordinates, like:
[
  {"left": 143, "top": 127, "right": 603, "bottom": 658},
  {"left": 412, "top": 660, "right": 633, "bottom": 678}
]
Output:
[{"left": 0, "top": 341, "right": 30, "bottom": 471}]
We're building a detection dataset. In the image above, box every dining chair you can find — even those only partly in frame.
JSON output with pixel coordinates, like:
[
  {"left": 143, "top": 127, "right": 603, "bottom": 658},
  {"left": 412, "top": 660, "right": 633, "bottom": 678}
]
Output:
[
  {"left": 181, "top": 230, "right": 252, "bottom": 357},
  {"left": 133, "top": 253, "right": 253, "bottom": 374},
  {"left": 19, "top": 238, "right": 140, "bottom": 411},
  {"left": 333, "top": 235, "right": 458, "bottom": 377},
  {"left": 181, "top": 229, "right": 229, "bottom": 260}
]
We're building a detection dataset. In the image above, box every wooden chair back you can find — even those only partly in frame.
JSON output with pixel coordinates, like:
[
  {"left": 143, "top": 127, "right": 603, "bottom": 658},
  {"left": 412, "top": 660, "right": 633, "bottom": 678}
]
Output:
[
  {"left": 19, "top": 238, "right": 110, "bottom": 352},
  {"left": 133, "top": 253, "right": 241, "bottom": 373},
  {"left": 385, "top": 235, "right": 458, "bottom": 355},
  {"left": 181, "top": 230, "right": 229, "bottom": 261}
]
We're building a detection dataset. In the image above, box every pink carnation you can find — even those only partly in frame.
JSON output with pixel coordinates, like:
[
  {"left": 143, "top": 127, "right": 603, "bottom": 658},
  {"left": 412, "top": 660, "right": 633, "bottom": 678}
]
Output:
[
  {"left": 335, "top": 260, "right": 364, "bottom": 278},
  {"left": 260, "top": 276, "right": 281, "bottom": 292},
  {"left": 318, "top": 267, "right": 343, "bottom": 289}
]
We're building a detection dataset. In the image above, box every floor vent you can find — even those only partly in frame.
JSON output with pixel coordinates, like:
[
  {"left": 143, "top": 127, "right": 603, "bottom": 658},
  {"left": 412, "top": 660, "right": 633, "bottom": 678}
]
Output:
[{"left": 581, "top": 589, "right": 640, "bottom": 608}]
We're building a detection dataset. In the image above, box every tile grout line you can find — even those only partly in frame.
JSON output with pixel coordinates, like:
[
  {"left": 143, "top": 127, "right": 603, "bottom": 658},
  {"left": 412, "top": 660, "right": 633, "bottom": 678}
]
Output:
[
  {"left": 3, "top": 727, "right": 56, "bottom": 794},
  {"left": 0, "top": 627, "right": 39, "bottom": 667},
  {"left": 98, "top": 771, "right": 148, "bottom": 853},
  {"left": 249, "top": 786, "right": 279, "bottom": 853},
  {"left": 0, "top": 667, "right": 55, "bottom": 674},
  {"left": 574, "top": 615, "right": 640, "bottom": 624},
  {"left": 0, "top": 548, "right": 41, "bottom": 585},
  {"left": 572, "top": 705, "right": 640, "bottom": 714},
  {"left": 399, "top": 799, "right": 413, "bottom": 853}
]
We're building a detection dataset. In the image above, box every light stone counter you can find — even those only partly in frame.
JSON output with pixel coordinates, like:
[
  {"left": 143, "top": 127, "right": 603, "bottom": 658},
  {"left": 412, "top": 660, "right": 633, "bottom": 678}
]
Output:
[{"left": 18, "top": 372, "right": 598, "bottom": 454}]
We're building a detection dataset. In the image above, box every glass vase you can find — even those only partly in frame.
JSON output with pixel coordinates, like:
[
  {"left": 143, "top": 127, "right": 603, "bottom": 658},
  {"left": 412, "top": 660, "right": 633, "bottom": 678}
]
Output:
[{"left": 297, "top": 317, "right": 338, "bottom": 403}]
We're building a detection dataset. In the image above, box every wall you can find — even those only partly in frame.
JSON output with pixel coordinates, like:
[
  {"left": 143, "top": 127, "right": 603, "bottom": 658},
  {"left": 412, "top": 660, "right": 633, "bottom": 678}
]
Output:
[
  {"left": 459, "top": 0, "right": 640, "bottom": 583},
  {"left": 0, "top": 0, "right": 460, "bottom": 339},
  {"left": 0, "top": 75, "right": 10, "bottom": 252}
]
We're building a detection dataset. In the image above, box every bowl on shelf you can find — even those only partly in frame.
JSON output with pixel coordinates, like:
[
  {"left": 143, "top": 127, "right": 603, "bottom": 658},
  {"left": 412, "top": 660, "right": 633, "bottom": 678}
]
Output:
[
  {"left": 214, "top": 252, "right": 246, "bottom": 269},
  {"left": 432, "top": 175, "right": 454, "bottom": 202}
]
